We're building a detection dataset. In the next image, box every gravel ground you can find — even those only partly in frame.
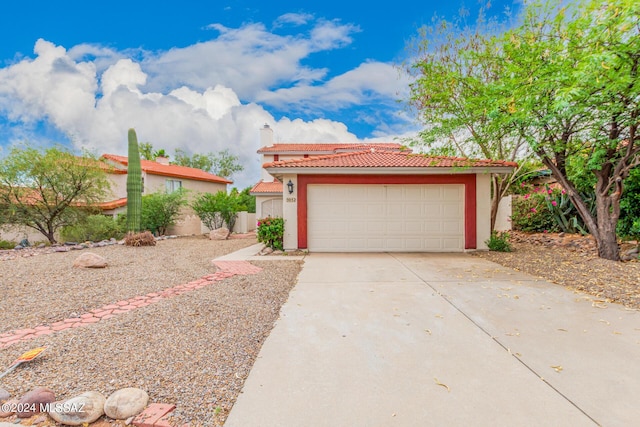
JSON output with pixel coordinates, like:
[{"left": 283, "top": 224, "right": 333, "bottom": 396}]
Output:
[
  {"left": 0, "top": 236, "right": 303, "bottom": 426},
  {"left": 473, "top": 232, "right": 640, "bottom": 310}
]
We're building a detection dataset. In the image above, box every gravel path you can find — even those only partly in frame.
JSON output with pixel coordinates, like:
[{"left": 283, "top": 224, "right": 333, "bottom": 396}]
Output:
[{"left": 0, "top": 237, "right": 303, "bottom": 426}]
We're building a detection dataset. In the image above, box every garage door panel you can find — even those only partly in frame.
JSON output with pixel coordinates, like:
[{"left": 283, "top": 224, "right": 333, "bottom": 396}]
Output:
[
  {"left": 308, "top": 184, "right": 464, "bottom": 252},
  {"left": 443, "top": 186, "right": 463, "bottom": 200}
]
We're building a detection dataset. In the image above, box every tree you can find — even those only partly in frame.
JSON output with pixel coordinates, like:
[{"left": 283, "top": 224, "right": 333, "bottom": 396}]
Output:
[
  {"left": 139, "top": 142, "right": 155, "bottom": 161},
  {"left": 492, "top": 0, "right": 640, "bottom": 260},
  {"left": 405, "top": 5, "right": 531, "bottom": 231},
  {"left": 191, "top": 191, "right": 243, "bottom": 232},
  {"left": 209, "top": 149, "right": 244, "bottom": 179},
  {"left": 0, "top": 146, "right": 111, "bottom": 243},
  {"left": 234, "top": 187, "right": 256, "bottom": 214},
  {"left": 141, "top": 189, "right": 187, "bottom": 235},
  {"left": 173, "top": 148, "right": 243, "bottom": 179},
  {"left": 139, "top": 143, "right": 168, "bottom": 161},
  {"left": 407, "top": 0, "right": 639, "bottom": 260}
]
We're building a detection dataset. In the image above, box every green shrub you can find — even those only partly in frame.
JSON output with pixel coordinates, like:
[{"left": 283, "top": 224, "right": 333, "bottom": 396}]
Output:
[
  {"left": 0, "top": 240, "right": 16, "bottom": 250},
  {"left": 141, "top": 189, "right": 187, "bottom": 235},
  {"left": 257, "top": 217, "right": 284, "bottom": 251},
  {"left": 192, "top": 191, "right": 242, "bottom": 232},
  {"left": 61, "top": 214, "right": 125, "bottom": 242},
  {"left": 511, "top": 192, "right": 559, "bottom": 233},
  {"left": 485, "top": 231, "right": 512, "bottom": 252},
  {"left": 618, "top": 167, "right": 640, "bottom": 240}
]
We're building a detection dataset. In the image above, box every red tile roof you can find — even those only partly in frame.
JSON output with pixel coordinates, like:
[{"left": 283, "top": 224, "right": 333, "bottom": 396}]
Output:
[
  {"left": 257, "top": 143, "right": 406, "bottom": 154},
  {"left": 264, "top": 150, "right": 518, "bottom": 169},
  {"left": 97, "top": 198, "right": 128, "bottom": 210},
  {"left": 101, "top": 154, "right": 232, "bottom": 184},
  {"left": 250, "top": 180, "right": 283, "bottom": 194}
]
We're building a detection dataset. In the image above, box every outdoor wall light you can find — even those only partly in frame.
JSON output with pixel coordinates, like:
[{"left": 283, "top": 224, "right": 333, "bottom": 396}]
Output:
[{"left": 287, "top": 180, "right": 294, "bottom": 194}]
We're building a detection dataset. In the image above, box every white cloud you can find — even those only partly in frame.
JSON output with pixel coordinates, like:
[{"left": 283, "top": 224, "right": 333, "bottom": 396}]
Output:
[
  {"left": 273, "top": 13, "right": 314, "bottom": 28},
  {"left": 0, "top": 17, "right": 411, "bottom": 189},
  {"left": 256, "top": 61, "right": 410, "bottom": 110}
]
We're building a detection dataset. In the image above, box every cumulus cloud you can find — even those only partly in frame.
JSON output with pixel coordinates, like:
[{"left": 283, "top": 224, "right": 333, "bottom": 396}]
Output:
[
  {"left": 0, "top": 17, "right": 414, "bottom": 188},
  {"left": 256, "top": 61, "right": 410, "bottom": 111}
]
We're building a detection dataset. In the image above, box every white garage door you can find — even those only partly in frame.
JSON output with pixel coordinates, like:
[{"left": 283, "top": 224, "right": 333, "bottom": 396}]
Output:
[{"left": 307, "top": 184, "right": 464, "bottom": 252}]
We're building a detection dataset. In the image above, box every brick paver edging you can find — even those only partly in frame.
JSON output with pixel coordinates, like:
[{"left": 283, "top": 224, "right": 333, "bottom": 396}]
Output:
[{"left": 0, "top": 261, "right": 263, "bottom": 349}]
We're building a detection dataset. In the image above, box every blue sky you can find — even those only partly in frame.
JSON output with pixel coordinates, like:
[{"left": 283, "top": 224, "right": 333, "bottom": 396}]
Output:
[{"left": 0, "top": 0, "right": 520, "bottom": 188}]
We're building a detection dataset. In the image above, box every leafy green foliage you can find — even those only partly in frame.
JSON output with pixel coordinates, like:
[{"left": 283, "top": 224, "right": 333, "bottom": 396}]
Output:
[
  {"left": 511, "top": 193, "right": 558, "bottom": 233},
  {"left": 0, "top": 240, "right": 16, "bottom": 250},
  {"left": 257, "top": 217, "right": 284, "bottom": 251},
  {"left": 407, "top": 0, "right": 640, "bottom": 260},
  {"left": 173, "top": 148, "right": 243, "bottom": 179},
  {"left": 231, "top": 187, "right": 256, "bottom": 214},
  {"left": 191, "top": 191, "right": 242, "bottom": 231},
  {"left": 141, "top": 189, "right": 187, "bottom": 236},
  {"left": 0, "top": 145, "right": 111, "bottom": 243},
  {"left": 405, "top": 6, "right": 531, "bottom": 230},
  {"left": 485, "top": 231, "right": 512, "bottom": 252},
  {"left": 126, "top": 129, "right": 143, "bottom": 232},
  {"left": 61, "top": 214, "right": 125, "bottom": 242},
  {"left": 618, "top": 168, "right": 640, "bottom": 239}
]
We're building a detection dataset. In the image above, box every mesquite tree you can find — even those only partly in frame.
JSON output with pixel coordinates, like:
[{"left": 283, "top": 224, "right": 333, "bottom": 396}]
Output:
[
  {"left": 126, "top": 128, "right": 143, "bottom": 232},
  {"left": 494, "top": 0, "right": 639, "bottom": 260},
  {"left": 407, "top": 0, "right": 639, "bottom": 260},
  {"left": 406, "top": 6, "right": 531, "bottom": 231},
  {"left": 0, "top": 146, "right": 110, "bottom": 243}
]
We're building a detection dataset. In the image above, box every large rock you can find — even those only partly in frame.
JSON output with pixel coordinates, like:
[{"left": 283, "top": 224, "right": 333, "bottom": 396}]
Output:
[
  {"left": 0, "top": 399, "right": 18, "bottom": 417},
  {"left": 48, "top": 391, "right": 106, "bottom": 426},
  {"left": 103, "top": 388, "right": 148, "bottom": 420},
  {"left": 73, "top": 252, "right": 108, "bottom": 268},
  {"left": 17, "top": 387, "right": 55, "bottom": 418},
  {"left": 209, "top": 227, "right": 230, "bottom": 240},
  {"left": 0, "top": 389, "right": 9, "bottom": 402}
]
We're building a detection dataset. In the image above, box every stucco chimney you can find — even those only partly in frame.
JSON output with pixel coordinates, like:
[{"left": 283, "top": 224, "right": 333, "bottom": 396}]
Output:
[
  {"left": 156, "top": 156, "right": 170, "bottom": 165},
  {"left": 260, "top": 123, "right": 274, "bottom": 147}
]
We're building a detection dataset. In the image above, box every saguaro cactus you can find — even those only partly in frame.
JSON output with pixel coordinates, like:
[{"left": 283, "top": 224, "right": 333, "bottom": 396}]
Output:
[{"left": 126, "top": 128, "right": 142, "bottom": 232}]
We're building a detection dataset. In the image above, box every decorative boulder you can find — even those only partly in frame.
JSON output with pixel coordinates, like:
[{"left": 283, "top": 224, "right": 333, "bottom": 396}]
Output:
[
  {"left": 0, "top": 399, "right": 18, "bottom": 418},
  {"left": 209, "top": 227, "right": 230, "bottom": 240},
  {"left": 48, "top": 391, "right": 106, "bottom": 426},
  {"left": 104, "top": 388, "right": 148, "bottom": 420},
  {"left": 17, "top": 387, "right": 55, "bottom": 418},
  {"left": 73, "top": 252, "right": 108, "bottom": 268}
]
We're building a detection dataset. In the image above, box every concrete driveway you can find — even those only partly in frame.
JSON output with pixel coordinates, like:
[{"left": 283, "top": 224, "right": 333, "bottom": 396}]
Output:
[{"left": 225, "top": 253, "right": 640, "bottom": 427}]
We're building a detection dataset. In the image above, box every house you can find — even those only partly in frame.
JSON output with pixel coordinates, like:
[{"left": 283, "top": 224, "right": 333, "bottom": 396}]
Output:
[
  {"left": 100, "top": 154, "right": 232, "bottom": 235},
  {"left": 250, "top": 124, "right": 406, "bottom": 219},
  {"left": 251, "top": 124, "right": 516, "bottom": 252}
]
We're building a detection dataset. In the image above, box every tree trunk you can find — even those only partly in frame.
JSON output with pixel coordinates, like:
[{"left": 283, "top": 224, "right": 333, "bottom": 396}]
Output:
[
  {"left": 490, "top": 175, "right": 502, "bottom": 232},
  {"left": 592, "top": 174, "right": 622, "bottom": 261}
]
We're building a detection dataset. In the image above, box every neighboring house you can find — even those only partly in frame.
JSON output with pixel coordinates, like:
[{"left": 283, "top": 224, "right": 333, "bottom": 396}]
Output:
[
  {"left": 251, "top": 124, "right": 516, "bottom": 252},
  {"left": 100, "top": 154, "right": 232, "bottom": 235}
]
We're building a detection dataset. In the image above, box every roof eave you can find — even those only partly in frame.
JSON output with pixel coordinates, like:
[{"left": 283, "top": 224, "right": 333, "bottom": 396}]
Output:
[
  {"left": 249, "top": 191, "right": 283, "bottom": 196},
  {"left": 144, "top": 170, "right": 233, "bottom": 184},
  {"left": 265, "top": 166, "right": 516, "bottom": 176}
]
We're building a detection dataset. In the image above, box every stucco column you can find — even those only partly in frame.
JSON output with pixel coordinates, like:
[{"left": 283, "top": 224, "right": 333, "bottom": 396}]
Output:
[
  {"left": 475, "top": 173, "right": 491, "bottom": 250},
  {"left": 282, "top": 174, "right": 299, "bottom": 250}
]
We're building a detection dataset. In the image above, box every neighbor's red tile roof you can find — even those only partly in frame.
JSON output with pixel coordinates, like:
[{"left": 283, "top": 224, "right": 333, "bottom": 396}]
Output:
[
  {"left": 264, "top": 150, "right": 518, "bottom": 169},
  {"left": 97, "top": 198, "right": 128, "bottom": 210},
  {"left": 101, "top": 154, "right": 232, "bottom": 184},
  {"left": 257, "top": 143, "right": 406, "bottom": 154},
  {"left": 250, "top": 180, "right": 283, "bottom": 194}
]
